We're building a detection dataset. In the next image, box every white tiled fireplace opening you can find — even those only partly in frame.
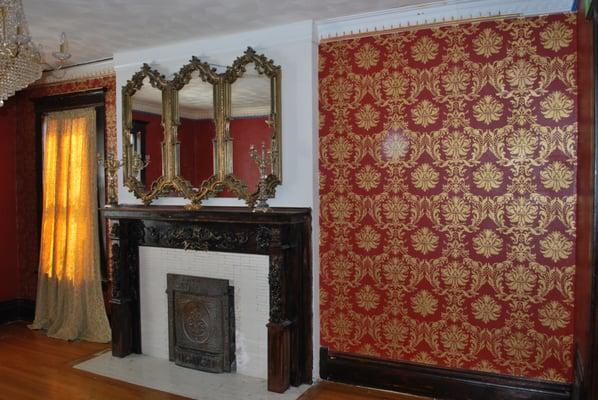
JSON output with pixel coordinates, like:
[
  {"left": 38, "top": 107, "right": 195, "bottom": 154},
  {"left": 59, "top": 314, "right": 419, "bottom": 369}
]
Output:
[{"left": 139, "top": 246, "right": 270, "bottom": 379}]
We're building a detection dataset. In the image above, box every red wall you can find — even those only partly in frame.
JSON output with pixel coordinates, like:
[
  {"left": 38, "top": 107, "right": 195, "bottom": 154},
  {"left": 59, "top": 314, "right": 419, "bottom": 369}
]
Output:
[
  {"left": 179, "top": 118, "right": 197, "bottom": 185},
  {"left": 231, "top": 117, "right": 273, "bottom": 193},
  {"left": 136, "top": 114, "right": 217, "bottom": 187},
  {"left": 320, "top": 13, "right": 577, "bottom": 382},
  {"left": 177, "top": 117, "right": 216, "bottom": 187},
  {"left": 183, "top": 118, "right": 215, "bottom": 186},
  {"left": 132, "top": 111, "right": 163, "bottom": 188},
  {"left": 0, "top": 98, "right": 19, "bottom": 301},
  {"left": 141, "top": 115, "right": 269, "bottom": 193}
]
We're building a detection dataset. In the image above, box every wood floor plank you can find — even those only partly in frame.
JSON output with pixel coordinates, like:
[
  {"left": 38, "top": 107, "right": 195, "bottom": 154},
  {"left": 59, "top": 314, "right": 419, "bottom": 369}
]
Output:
[
  {"left": 0, "top": 322, "right": 432, "bottom": 400},
  {"left": 0, "top": 322, "right": 188, "bottom": 400}
]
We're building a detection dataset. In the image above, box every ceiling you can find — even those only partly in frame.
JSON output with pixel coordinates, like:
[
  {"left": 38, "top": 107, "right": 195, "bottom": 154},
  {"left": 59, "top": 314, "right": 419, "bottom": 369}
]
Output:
[
  {"left": 23, "top": 0, "right": 443, "bottom": 66},
  {"left": 133, "top": 68, "right": 272, "bottom": 119}
]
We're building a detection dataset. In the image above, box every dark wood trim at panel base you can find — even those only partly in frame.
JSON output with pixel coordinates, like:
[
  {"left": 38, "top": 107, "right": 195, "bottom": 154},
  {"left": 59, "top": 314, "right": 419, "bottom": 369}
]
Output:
[
  {"left": 0, "top": 299, "right": 35, "bottom": 324},
  {"left": 320, "top": 347, "right": 571, "bottom": 400},
  {"left": 573, "top": 347, "right": 583, "bottom": 400}
]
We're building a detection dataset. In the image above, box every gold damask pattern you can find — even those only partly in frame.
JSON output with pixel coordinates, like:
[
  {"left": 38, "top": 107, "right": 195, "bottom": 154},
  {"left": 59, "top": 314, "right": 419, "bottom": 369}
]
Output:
[{"left": 319, "top": 14, "right": 577, "bottom": 382}]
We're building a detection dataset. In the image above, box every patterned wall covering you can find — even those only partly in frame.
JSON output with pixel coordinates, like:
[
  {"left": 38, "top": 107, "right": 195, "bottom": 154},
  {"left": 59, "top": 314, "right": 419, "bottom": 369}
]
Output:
[
  {"left": 15, "top": 75, "right": 116, "bottom": 299},
  {"left": 319, "top": 14, "right": 577, "bottom": 382}
]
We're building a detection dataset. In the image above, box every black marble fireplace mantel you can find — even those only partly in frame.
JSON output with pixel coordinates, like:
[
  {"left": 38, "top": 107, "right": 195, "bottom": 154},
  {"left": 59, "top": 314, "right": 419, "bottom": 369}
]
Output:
[{"left": 101, "top": 205, "right": 313, "bottom": 393}]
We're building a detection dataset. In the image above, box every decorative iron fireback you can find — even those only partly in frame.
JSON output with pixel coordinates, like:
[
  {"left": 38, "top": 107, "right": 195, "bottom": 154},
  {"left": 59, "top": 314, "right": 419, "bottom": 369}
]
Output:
[{"left": 166, "top": 274, "right": 235, "bottom": 373}]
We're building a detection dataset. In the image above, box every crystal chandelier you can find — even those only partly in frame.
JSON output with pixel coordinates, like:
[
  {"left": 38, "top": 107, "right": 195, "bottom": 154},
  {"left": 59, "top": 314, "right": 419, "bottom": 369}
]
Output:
[{"left": 0, "top": 0, "right": 43, "bottom": 106}]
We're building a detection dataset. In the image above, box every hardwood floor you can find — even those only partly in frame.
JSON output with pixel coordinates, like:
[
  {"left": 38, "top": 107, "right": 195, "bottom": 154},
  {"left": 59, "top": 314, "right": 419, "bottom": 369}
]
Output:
[
  {"left": 0, "top": 322, "right": 430, "bottom": 400},
  {"left": 0, "top": 322, "right": 185, "bottom": 400}
]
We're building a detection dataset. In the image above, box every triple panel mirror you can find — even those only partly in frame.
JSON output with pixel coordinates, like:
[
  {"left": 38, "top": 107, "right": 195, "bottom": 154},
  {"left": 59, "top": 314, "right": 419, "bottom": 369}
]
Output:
[{"left": 122, "top": 48, "right": 281, "bottom": 209}]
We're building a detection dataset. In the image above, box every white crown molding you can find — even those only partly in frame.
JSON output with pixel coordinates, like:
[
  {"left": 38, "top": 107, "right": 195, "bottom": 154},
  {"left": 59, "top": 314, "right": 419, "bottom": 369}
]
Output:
[
  {"left": 179, "top": 105, "right": 270, "bottom": 120},
  {"left": 131, "top": 99, "right": 162, "bottom": 116},
  {"left": 34, "top": 59, "right": 115, "bottom": 86},
  {"left": 180, "top": 107, "right": 213, "bottom": 120},
  {"left": 231, "top": 105, "right": 271, "bottom": 119},
  {"left": 316, "top": 0, "right": 573, "bottom": 40},
  {"left": 133, "top": 101, "right": 271, "bottom": 121}
]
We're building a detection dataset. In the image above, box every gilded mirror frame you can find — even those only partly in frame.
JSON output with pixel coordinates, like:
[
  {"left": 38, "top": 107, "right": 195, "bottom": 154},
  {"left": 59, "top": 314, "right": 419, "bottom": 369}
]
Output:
[
  {"left": 170, "top": 57, "right": 223, "bottom": 209},
  {"left": 122, "top": 64, "right": 170, "bottom": 205},
  {"left": 119, "top": 49, "right": 282, "bottom": 209},
  {"left": 221, "top": 47, "right": 282, "bottom": 207}
]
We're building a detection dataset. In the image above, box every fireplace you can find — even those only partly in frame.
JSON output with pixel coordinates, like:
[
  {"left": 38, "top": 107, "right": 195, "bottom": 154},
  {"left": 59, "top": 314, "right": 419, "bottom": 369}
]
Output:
[
  {"left": 167, "top": 274, "right": 235, "bottom": 373},
  {"left": 102, "top": 206, "right": 313, "bottom": 393}
]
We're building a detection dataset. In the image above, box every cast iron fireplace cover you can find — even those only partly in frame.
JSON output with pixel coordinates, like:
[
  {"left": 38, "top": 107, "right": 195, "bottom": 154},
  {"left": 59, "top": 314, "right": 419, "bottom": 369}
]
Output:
[{"left": 166, "top": 273, "right": 235, "bottom": 373}]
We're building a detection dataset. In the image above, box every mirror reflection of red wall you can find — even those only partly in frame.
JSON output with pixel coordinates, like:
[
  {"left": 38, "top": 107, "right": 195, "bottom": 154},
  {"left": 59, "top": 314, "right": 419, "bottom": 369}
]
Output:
[
  {"left": 229, "top": 116, "right": 273, "bottom": 194},
  {"left": 136, "top": 112, "right": 271, "bottom": 196},
  {"left": 178, "top": 117, "right": 215, "bottom": 187},
  {"left": 131, "top": 111, "right": 162, "bottom": 190}
]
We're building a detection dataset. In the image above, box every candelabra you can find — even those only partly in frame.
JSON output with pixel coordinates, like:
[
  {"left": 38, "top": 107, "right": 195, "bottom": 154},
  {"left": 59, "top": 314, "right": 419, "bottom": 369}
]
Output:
[
  {"left": 129, "top": 150, "right": 150, "bottom": 178},
  {"left": 97, "top": 153, "right": 125, "bottom": 206},
  {"left": 249, "top": 142, "right": 276, "bottom": 212}
]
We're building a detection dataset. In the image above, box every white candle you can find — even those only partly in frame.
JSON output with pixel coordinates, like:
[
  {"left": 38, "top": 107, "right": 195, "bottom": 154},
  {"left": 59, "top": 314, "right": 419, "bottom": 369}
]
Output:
[{"left": 59, "top": 32, "right": 68, "bottom": 54}]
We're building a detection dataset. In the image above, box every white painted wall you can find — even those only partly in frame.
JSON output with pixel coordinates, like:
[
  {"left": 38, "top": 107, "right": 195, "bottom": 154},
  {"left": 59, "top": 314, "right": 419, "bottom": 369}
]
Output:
[{"left": 113, "top": 20, "right": 321, "bottom": 379}]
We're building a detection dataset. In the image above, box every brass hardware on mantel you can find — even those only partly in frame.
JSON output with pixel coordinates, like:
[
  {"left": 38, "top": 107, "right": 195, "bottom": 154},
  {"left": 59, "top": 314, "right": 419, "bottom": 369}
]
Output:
[
  {"left": 250, "top": 142, "right": 277, "bottom": 212},
  {"left": 97, "top": 153, "right": 125, "bottom": 206},
  {"left": 121, "top": 47, "right": 282, "bottom": 210}
]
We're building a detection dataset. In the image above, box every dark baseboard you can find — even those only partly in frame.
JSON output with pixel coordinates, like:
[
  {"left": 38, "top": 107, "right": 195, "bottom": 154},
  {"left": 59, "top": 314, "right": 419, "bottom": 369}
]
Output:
[
  {"left": 572, "top": 347, "right": 585, "bottom": 400},
  {"left": 320, "top": 347, "right": 572, "bottom": 400},
  {"left": 0, "top": 299, "right": 35, "bottom": 324}
]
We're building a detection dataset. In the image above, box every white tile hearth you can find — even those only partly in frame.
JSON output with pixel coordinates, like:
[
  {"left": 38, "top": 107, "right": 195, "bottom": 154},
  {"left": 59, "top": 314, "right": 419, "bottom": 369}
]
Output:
[{"left": 75, "top": 351, "right": 309, "bottom": 400}]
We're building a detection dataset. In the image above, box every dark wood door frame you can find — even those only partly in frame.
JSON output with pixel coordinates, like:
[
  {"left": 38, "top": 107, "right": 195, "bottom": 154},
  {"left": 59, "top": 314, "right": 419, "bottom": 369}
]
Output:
[
  {"left": 588, "top": 3, "right": 598, "bottom": 398},
  {"left": 574, "top": 1, "right": 598, "bottom": 399},
  {"left": 34, "top": 89, "right": 108, "bottom": 281}
]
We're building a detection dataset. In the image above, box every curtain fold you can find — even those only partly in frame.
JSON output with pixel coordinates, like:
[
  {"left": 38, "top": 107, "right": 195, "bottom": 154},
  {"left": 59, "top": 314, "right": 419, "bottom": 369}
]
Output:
[{"left": 29, "top": 107, "right": 111, "bottom": 343}]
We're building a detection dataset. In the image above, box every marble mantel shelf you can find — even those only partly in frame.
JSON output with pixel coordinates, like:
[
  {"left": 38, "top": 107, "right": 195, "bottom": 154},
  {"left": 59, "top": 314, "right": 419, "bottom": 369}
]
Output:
[{"left": 100, "top": 205, "right": 313, "bottom": 393}]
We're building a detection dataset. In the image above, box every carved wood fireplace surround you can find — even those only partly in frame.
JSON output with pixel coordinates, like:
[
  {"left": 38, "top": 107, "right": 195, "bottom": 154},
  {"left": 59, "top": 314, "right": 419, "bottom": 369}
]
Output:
[{"left": 101, "top": 206, "right": 313, "bottom": 393}]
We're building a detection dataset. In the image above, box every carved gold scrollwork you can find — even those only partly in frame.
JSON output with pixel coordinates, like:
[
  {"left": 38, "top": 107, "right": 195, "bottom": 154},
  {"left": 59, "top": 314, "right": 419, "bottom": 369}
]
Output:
[
  {"left": 268, "top": 255, "right": 284, "bottom": 324},
  {"left": 222, "top": 47, "right": 283, "bottom": 199},
  {"left": 122, "top": 64, "right": 170, "bottom": 205}
]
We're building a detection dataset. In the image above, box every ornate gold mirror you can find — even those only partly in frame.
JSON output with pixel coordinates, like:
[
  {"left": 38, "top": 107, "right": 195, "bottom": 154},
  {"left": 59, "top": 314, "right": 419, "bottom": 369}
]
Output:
[
  {"left": 118, "top": 48, "right": 281, "bottom": 209},
  {"left": 122, "top": 64, "right": 169, "bottom": 204},
  {"left": 222, "top": 48, "right": 282, "bottom": 207},
  {"left": 170, "top": 57, "right": 222, "bottom": 208}
]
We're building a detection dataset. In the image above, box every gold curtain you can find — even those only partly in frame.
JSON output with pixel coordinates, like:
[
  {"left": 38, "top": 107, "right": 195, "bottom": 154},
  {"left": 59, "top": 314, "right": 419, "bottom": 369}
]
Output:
[{"left": 29, "top": 108, "right": 111, "bottom": 343}]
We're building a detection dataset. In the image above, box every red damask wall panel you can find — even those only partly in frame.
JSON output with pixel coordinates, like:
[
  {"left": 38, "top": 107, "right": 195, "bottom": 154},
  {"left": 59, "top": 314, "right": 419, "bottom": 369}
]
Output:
[
  {"left": 319, "top": 14, "right": 577, "bottom": 382},
  {"left": 15, "top": 75, "right": 116, "bottom": 300}
]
